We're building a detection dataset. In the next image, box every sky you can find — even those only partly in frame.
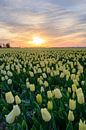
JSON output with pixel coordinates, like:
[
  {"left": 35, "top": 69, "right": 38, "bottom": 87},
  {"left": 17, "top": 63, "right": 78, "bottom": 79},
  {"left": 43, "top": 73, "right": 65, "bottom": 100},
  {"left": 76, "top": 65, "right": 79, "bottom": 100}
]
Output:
[{"left": 0, "top": 0, "right": 86, "bottom": 47}]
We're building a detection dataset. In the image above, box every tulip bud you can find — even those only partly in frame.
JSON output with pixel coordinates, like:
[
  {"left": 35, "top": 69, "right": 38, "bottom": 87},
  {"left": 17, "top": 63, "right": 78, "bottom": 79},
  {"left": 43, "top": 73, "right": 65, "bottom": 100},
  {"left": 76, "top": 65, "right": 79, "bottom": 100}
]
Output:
[
  {"left": 69, "top": 99, "right": 76, "bottom": 110},
  {"left": 38, "top": 68, "right": 42, "bottom": 73},
  {"left": 36, "top": 94, "right": 42, "bottom": 104},
  {"left": 47, "top": 90, "right": 53, "bottom": 99},
  {"left": 76, "top": 88, "right": 83, "bottom": 95},
  {"left": 79, "top": 119, "right": 86, "bottom": 130},
  {"left": 71, "top": 74, "right": 75, "bottom": 80},
  {"left": 29, "top": 84, "right": 35, "bottom": 92},
  {"left": 23, "top": 68, "right": 26, "bottom": 73},
  {"left": 41, "top": 108, "right": 51, "bottom": 122},
  {"left": 39, "top": 79, "right": 43, "bottom": 85},
  {"left": 7, "top": 79, "right": 12, "bottom": 85},
  {"left": 72, "top": 84, "right": 77, "bottom": 92},
  {"left": 77, "top": 93, "right": 85, "bottom": 104},
  {"left": 5, "top": 91, "right": 14, "bottom": 104},
  {"left": 81, "top": 81, "right": 85, "bottom": 86},
  {"left": 79, "top": 120, "right": 83, "bottom": 130},
  {"left": 47, "top": 101, "right": 53, "bottom": 110},
  {"left": 60, "top": 72, "right": 65, "bottom": 78},
  {"left": 76, "top": 88, "right": 85, "bottom": 104},
  {"left": 44, "top": 81, "right": 48, "bottom": 87},
  {"left": 68, "top": 110, "right": 74, "bottom": 121},
  {"left": 13, "top": 105, "right": 21, "bottom": 117},
  {"left": 6, "top": 105, "right": 21, "bottom": 124},
  {"left": 29, "top": 71, "right": 34, "bottom": 77},
  {"left": 1, "top": 76, "right": 5, "bottom": 81},
  {"left": 72, "top": 92, "right": 76, "bottom": 99},
  {"left": 53, "top": 88, "right": 62, "bottom": 99},
  {"left": 68, "top": 87, "right": 71, "bottom": 93},
  {"left": 6, "top": 110, "right": 15, "bottom": 124},
  {"left": 26, "top": 81, "right": 30, "bottom": 88},
  {"left": 7, "top": 71, "right": 13, "bottom": 77},
  {"left": 66, "top": 75, "right": 69, "bottom": 81},
  {"left": 41, "top": 87, "right": 44, "bottom": 92},
  {"left": 42, "top": 73, "right": 47, "bottom": 79},
  {"left": 73, "top": 79, "right": 79, "bottom": 86},
  {"left": 15, "top": 95, "right": 21, "bottom": 104},
  {"left": 5, "top": 75, "right": 8, "bottom": 80}
]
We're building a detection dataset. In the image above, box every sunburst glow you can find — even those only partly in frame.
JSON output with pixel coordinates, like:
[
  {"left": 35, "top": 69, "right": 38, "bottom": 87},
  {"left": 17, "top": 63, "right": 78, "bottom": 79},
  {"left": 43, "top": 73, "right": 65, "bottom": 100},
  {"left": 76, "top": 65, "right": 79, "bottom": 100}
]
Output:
[{"left": 32, "top": 37, "right": 45, "bottom": 46}]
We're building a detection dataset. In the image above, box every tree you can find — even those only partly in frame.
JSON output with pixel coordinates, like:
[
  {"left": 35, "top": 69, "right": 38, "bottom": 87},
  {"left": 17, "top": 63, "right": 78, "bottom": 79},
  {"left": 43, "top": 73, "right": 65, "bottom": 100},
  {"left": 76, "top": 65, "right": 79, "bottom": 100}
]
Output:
[{"left": 6, "top": 43, "right": 10, "bottom": 48}]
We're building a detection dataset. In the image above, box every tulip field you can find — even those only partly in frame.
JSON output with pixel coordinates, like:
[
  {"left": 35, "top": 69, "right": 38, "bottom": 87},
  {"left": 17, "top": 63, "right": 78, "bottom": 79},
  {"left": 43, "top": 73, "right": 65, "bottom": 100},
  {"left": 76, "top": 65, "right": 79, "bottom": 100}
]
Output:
[{"left": 0, "top": 48, "right": 86, "bottom": 130}]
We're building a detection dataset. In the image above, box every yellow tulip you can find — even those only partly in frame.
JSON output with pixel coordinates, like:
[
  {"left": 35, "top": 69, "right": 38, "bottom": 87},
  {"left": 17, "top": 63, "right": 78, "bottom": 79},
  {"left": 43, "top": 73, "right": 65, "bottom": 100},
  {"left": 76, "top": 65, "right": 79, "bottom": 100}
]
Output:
[
  {"left": 36, "top": 94, "right": 42, "bottom": 104},
  {"left": 69, "top": 99, "right": 76, "bottom": 110},
  {"left": 68, "top": 110, "right": 74, "bottom": 121},
  {"left": 47, "top": 101, "right": 53, "bottom": 110},
  {"left": 5, "top": 91, "right": 14, "bottom": 104},
  {"left": 13, "top": 105, "right": 21, "bottom": 117},
  {"left": 47, "top": 90, "right": 53, "bottom": 99},
  {"left": 6, "top": 110, "right": 15, "bottom": 124},
  {"left": 41, "top": 108, "right": 51, "bottom": 122},
  {"left": 29, "top": 84, "right": 35, "bottom": 92},
  {"left": 15, "top": 95, "right": 21, "bottom": 104},
  {"left": 53, "top": 88, "right": 62, "bottom": 99}
]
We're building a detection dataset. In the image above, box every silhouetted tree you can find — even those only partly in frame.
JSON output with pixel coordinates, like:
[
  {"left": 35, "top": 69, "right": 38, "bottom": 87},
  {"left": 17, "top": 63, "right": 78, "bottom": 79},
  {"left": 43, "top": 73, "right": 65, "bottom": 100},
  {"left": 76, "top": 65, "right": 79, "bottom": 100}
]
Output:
[
  {"left": 0, "top": 45, "right": 2, "bottom": 48},
  {"left": 6, "top": 43, "right": 10, "bottom": 48}
]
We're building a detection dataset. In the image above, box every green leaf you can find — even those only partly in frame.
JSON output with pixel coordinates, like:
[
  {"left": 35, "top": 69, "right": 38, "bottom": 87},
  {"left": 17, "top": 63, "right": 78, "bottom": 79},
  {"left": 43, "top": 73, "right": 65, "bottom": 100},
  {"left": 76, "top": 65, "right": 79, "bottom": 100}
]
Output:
[
  {"left": 52, "top": 114, "right": 59, "bottom": 130},
  {"left": 32, "top": 116, "right": 40, "bottom": 127},
  {"left": 31, "top": 125, "right": 37, "bottom": 130},
  {"left": 40, "top": 125, "right": 44, "bottom": 130},
  {"left": 22, "top": 120, "right": 28, "bottom": 130},
  {"left": 17, "top": 123, "right": 22, "bottom": 130},
  {"left": 66, "top": 122, "right": 73, "bottom": 130}
]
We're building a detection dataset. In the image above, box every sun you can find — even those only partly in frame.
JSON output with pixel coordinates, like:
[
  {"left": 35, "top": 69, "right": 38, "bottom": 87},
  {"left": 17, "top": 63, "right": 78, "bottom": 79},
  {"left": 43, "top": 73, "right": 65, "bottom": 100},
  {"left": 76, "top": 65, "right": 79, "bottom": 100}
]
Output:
[{"left": 32, "top": 36, "right": 45, "bottom": 46}]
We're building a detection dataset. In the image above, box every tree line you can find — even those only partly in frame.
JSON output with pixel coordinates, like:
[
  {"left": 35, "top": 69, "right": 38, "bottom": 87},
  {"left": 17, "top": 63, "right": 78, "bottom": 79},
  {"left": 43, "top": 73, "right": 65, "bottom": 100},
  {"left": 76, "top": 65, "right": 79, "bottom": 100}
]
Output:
[{"left": 0, "top": 43, "right": 10, "bottom": 48}]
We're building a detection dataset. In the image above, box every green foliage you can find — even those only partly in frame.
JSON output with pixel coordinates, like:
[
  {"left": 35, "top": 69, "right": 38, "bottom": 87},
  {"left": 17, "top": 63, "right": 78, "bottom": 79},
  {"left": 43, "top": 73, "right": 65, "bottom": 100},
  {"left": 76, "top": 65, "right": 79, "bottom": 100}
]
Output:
[{"left": 0, "top": 48, "right": 86, "bottom": 130}]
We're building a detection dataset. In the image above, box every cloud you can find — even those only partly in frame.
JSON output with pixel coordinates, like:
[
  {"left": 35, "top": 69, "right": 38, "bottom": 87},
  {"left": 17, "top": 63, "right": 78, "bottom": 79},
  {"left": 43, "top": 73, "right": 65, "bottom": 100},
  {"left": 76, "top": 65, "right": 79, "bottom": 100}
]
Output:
[{"left": 0, "top": 0, "right": 86, "bottom": 47}]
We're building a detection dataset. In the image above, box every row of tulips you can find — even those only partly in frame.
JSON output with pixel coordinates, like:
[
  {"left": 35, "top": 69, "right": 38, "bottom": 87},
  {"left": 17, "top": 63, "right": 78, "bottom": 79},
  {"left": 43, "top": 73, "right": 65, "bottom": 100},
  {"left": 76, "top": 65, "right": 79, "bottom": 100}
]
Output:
[{"left": 0, "top": 48, "right": 86, "bottom": 130}]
